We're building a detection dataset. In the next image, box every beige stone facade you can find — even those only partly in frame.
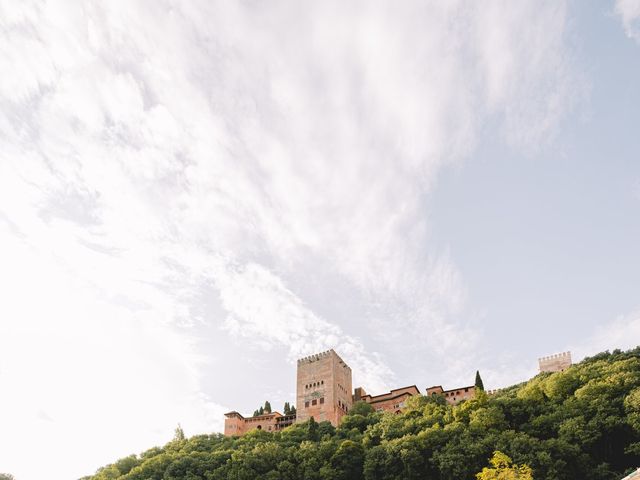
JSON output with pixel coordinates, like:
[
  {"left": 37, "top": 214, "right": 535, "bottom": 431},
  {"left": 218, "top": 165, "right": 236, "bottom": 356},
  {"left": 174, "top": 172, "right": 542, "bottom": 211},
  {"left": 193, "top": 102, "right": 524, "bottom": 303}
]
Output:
[
  {"left": 354, "top": 385, "right": 420, "bottom": 413},
  {"left": 223, "top": 411, "right": 295, "bottom": 436},
  {"left": 296, "top": 349, "right": 353, "bottom": 426},
  {"left": 426, "top": 384, "right": 476, "bottom": 405},
  {"left": 538, "top": 351, "right": 572, "bottom": 373}
]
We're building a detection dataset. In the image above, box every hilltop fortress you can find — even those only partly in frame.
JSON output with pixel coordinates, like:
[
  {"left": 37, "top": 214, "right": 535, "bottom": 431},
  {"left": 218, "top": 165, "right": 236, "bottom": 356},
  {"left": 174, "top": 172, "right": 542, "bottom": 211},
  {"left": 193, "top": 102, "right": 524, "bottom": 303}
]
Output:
[
  {"left": 224, "top": 348, "right": 572, "bottom": 436},
  {"left": 538, "top": 351, "right": 572, "bottom": 373}
]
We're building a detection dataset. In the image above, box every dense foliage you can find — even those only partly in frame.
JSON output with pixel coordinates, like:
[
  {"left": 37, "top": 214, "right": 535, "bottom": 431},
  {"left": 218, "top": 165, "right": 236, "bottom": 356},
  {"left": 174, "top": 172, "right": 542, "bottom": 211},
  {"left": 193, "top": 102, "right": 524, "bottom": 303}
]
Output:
[{"left": 83, "top": 347, "right": 640, "bottom": 480}]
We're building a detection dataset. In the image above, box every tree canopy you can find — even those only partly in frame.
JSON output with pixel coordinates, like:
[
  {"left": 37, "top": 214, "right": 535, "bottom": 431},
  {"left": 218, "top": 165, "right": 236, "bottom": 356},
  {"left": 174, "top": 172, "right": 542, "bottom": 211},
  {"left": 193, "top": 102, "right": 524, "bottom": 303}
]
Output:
[
  {"left": 173, "top": 424, "right": 185, "bottom": 442},
  {"left": 476, "top": 451, "right": 533, "bottom": 479},
  {"left": 252, "top": 400, "right": 279, "bottom": 417},
  {"left": 82, "top": 346, "right": 640, "bottom": 480}
]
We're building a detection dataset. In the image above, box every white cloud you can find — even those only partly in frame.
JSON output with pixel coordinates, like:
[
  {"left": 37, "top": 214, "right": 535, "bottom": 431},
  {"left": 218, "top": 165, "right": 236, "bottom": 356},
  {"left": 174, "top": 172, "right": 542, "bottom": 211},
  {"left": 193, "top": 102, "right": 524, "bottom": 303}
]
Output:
[
  {"left": 571, "top": 310, "right": 640, "bottom": 361},
  {"left": 0, "top": 223, "right": 227, "bottom": 480},
  {"left": 0, "top": 1, "right": 580, "bottom": 478},
  {"left": 615, "top": 0, "right": 640, "bottom": 43},
  {"left": 215, "top": 260, "right": 393, "bottom": 392}
]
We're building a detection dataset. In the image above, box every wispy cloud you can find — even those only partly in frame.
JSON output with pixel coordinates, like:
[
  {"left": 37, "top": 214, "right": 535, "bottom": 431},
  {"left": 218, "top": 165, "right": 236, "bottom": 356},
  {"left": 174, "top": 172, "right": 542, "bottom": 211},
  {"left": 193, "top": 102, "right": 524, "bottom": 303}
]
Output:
[
  {"left": 0, "top": 1, "right": 581, "bottom": 478},
  {"left": 615, "top": 0, "right": 640, "bottom": 43}
]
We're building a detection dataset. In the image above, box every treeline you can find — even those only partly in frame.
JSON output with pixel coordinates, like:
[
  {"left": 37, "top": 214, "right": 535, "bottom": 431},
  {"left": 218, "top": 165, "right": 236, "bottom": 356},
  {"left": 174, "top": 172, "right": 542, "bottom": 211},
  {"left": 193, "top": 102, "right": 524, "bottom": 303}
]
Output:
[
  {"left": 252, "top": 401, "right": 296, "bottom": 417},
  {"left": 82, "top": 347, "right": 640, "bottom": 480}
]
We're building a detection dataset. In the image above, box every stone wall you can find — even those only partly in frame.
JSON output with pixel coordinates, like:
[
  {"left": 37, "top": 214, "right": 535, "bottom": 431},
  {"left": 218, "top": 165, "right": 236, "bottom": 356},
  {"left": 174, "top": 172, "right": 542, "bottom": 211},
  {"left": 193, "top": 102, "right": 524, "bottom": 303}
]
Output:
[
  {"left": 538, "top": 351, "right": 572, "bottom": 373},
  {"left": 224, "top": 411, "right": 282, "bottom": 436},
  {"left": 357, "top": 385, "right": 420, "bottom": 413},
  {"left": 426, "top": 385, "right": 476, "bottom": 405}
]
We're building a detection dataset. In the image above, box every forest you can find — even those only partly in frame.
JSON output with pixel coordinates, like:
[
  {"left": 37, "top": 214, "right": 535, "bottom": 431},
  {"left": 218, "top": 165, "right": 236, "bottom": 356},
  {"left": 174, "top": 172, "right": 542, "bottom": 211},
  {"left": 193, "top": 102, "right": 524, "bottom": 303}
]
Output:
[{"left": 82, "top": 347, "right": 640, "bottom": 480}]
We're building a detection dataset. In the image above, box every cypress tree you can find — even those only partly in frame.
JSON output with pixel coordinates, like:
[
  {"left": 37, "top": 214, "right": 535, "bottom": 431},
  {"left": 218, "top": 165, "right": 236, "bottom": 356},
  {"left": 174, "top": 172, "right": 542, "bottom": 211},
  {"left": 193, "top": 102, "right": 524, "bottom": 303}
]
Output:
[
  {"left": 308, "top": 416, "right": 319, "bottom": 441},
  {"left": 264, "top": 401, "right": 272, "bottom": 414},
  {"left": 475, "top": 370, "right": 485, "bottom": 391},
  {"left": 259, "top": 406, "right": 264, "bottom": 415}
]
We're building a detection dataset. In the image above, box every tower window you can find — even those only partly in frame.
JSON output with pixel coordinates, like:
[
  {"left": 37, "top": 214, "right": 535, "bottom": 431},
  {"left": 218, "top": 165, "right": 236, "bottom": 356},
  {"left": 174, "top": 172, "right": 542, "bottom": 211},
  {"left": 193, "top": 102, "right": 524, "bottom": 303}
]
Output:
[
  {"left": 312, "top": 399, "right": 317, "bottom": 406},
  {"left": 320, "top": 397, "right": 324, "bottom": 404},
  {"left": 305, "top": 401, "right": 309, "bottom": 408}
]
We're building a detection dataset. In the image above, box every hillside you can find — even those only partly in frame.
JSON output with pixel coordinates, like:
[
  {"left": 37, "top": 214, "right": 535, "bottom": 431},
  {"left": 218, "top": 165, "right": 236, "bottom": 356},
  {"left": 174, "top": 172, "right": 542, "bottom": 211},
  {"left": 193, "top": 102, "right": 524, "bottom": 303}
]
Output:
[{"left": 83, "top": 347, "right": 640, "bottom": 480}]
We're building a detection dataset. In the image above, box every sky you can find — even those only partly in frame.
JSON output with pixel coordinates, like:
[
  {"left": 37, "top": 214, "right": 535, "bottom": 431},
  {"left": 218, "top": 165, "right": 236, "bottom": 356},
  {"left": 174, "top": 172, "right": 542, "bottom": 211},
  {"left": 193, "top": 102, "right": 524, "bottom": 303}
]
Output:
[{"left": 0, "top": 1, "right": 639, "bottom": 479}]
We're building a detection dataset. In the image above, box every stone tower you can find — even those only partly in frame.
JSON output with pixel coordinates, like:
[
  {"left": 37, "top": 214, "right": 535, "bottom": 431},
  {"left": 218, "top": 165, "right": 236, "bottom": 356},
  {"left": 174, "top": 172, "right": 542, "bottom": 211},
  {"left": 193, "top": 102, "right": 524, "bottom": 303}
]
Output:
[
  {"left": 296, "top": 349, "right": 353, "bottom": 426},
  {"left": 538, "top": 351, "right": 572, "bottom": 373}
]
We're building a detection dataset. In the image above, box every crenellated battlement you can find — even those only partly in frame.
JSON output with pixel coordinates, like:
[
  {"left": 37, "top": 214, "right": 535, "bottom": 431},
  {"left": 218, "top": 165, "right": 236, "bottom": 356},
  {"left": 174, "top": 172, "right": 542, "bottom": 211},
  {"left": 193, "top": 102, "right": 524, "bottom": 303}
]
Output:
[
  {"left": 296, "top": 349, "right": 351, "bottom": 370},
  {"left": 297, "top": 349, "right": 334, "bottom": 365},
  {"left": 538, "top": 351, "right": 571, "bottom": 362},
  {"left": 538, "top": 351, "right": 572, "bottom": 373}
]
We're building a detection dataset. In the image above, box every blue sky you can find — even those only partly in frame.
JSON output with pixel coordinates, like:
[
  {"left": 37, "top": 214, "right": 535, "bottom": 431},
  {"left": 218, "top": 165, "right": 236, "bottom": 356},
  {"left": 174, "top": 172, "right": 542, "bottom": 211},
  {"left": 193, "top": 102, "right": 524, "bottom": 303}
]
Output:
[
  {"left": 0, "top": 1, "right": 639, "bottom": 479},
  {"left": 430, "top": 0, "right": 640, "bottom": 361}
]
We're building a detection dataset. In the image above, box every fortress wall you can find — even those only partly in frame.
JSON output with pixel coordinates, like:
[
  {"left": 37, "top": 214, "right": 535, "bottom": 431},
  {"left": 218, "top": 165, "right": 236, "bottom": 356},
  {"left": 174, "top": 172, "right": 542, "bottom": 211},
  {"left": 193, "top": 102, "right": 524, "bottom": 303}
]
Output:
[{"left": 538, "top": 351, "right": 572, "bottom": 373}]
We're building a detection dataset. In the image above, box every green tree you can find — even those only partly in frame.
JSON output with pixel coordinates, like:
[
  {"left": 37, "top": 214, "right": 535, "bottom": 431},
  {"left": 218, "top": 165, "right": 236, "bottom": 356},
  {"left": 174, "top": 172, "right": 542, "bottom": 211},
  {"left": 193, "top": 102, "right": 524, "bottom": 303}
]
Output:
[
  {"left": 291, "top": 405, "right": 297, "bottom": 415},
  {"left": 476, "top": 451, "right": 533, "bottom": 480},
  {"left": 264, "top": 401, "right": 272, "bottom": 414},
  {"left": 259, "top": 406, "right": 265, "bottom": 415},
  {"left": 283, "top": 402, "right": 291, "bottom": 415},
  {"left": 350, "top": 401, "right": 375, "bottom": 417},
  {"left": 476, "top": 370, "right": 485, "bottom": 391},
  {"left": 0, "top": 474, "right": 15, "bottom": 480},
  {"left": 331, "top": 440, "right": 364, "bottom": 480},
  {"left": 173, "top": 424, "right": 185, "bottom": 441},
  {"left": 308, "top": 416, "right": 320, "bottom": 441}
]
